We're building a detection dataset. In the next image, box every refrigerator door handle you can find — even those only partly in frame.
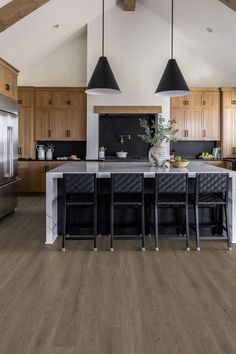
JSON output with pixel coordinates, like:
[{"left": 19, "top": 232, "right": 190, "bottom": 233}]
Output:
[{"left": 6, "top": 126, "right": 13, "bottom": 177}]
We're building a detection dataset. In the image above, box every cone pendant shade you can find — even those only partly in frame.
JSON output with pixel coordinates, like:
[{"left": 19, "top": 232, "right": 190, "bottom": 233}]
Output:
[
  {"left": 86, "top": 56, "right": 120, "bottom": 95},
  {"left": 155, "top": 59, "right": 190, "bottom": 97},
  {"left": 155, "top": 0, "right": 189, "bottom": 97}
]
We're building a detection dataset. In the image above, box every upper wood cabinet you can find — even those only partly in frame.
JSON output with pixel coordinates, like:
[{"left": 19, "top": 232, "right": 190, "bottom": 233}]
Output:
[
  {"left": 18, "top": 87, "right": 35, "bottom": 158},
  {"left": 34, "top": 87, "right": 87, "bottom": 141},
  {"left": 222, "top": 88, "right": 236, "bottom": 157},
  {"left": 0, "top": 57, "right": 18, "bottom": 101},
  {"left": 170, "top": 88, "right": 220, "bottom": 141}
]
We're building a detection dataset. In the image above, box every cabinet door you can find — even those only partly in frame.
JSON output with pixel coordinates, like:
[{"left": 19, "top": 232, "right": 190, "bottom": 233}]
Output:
[
  {"left": 50, "top": 109, "right": 67, "bottom": 140},
  {"left": 18, "top": 162, "right": 29, "bottom": 193},
  {"left": 203, "top": 91, "right": 219, "bottom": 109},
  {"left": 0, "top": 65, "right": 5, "bottom": 95},
  {"left": 185, "top": 109, "right": 202, "bottom": 140},
  {"left": 67, "top": 109, "right": 86, "bottom": 140},
  {"left": 222, "top": 109, "right": 236, "bottom": 157},
  {"left": 170, "top": 96, "right": 186, "bottom": 108},
  {"left": 203, "top": 109, "right": 220, "bottom": 141},
  {"left": 28, "top": 162, "right": 46, "bottom": 193},
  {"left": 52, "top": 91, "right": 67, "bottom": 108},
  {"left": 34, "top": 109, "right": 51, "bottom": 140},
  {"left": 18, "top": 108, "right": 35, "bottom": 158},
  {"left": 35, "top": 90, "right": 52, "bottom": 108},
  {"left": 4, "top": 70, "right": 17, "bottom": 100},
  {"left": 18, "top": 88, "right": 34, "bottom": 108},
  {"left": 186, "top": 92, "right": 203, "bottom": 108},
  {"left": 170, "top": 109, "right": 186, "bottom": 140},
  {"left": 223, "top": 91, "right": 236, "bottom": 109},
  {"left": 67, "top": 91, "right": 86, "bottom": 108}
]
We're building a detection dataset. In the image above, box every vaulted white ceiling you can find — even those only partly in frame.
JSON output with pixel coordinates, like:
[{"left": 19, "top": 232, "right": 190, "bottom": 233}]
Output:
[{"left": 0, "top": 0, "right": 236, "bottom": 85}]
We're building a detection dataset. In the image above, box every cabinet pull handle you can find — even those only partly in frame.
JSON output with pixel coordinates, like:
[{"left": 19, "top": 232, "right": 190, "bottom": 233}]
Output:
[
  {"left": 48, "top": 129, "right": 51, "bottom": 137},
  {"left": 231, "top": 100, "right": 236, "bottom": 105},
  {"left": 18, "top": 99, "right": 22, "bottom": 105},
  {"left": 49, "top": 100, "right": 52, "bottom": 105},
  {"left": 203, "top": 100, "right": 206, "bottom": 105},
  {"left": 67, "top": 100, "right": 71, "bottom": 105},
  {"left": 186, "top": 130, "right": 189, "bottom": 137},
  {"left": 45, "top": 165, "right": 49, "bottom": 172},
  {"left": 18, "top": 147, "right": 22, "bottom": 155},
  {"left": 203, "top": 130, "right": 206, "bottom": 138},
  {"left": 5, "top": 83, "right": 10, "bottom": 91},
  {"left": 68, "top": 130, "right": 71, "bottom": 137}
]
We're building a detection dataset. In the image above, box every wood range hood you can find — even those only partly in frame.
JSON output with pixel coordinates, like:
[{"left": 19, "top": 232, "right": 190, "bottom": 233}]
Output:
[{"left": 94, "top": 106, "right": 162, "bottom": 114}]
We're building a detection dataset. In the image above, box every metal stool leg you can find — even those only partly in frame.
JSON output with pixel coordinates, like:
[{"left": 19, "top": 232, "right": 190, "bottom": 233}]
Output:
[
  {"left": 154, "top": 203, "right": 159, "bottom": 251},
  {"left": 141, "top": 203, "right": 145, "bottom": 252},
  {"left": 61, "top": 204, "right": 66, "bottom": 252},
  {"left": 195, "top": 204, "right": 200, "bottom": 251},
  {"left": 224, "top": 204, "right": 232, "bottom": 250},
  {"left": 93, "top": 203, "right": 97, "bottom": 252},
  {"left": 185, "top": 205, "right": 190, "bottom": 251},
  {"left": 110, "top": 203, "right": 114, "bottom": 252}
]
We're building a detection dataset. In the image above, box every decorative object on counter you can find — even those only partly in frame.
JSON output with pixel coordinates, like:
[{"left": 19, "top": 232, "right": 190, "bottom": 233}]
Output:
[
  {"left": 116, "top": 151, "right": 128, "bottom": 159},
  {"left": 170, "top": 156, "right": 190, "bottom": 168},
  {"left": 36, "top": 144, "right": 46, "bottom": 160},
  {"left": 212, "top": 147, "right": 221, "bottom": 160},
  {"left": 98, "top": 146, "right": 106, "bottom": 159},
  {"left": 198, "top": 152, "right": 214, "bottom": 160},
  {"left": 119, "top": 134, "right": 131, "bottom": 144},
  {"left": 85, "top": 0, "right": 120, "bottom": 95},
  {"left": 68, "top": 155, "right": 80, "bottom": 160},
  {"left": 46, "top": 143, "right": 54, "bottom": 161},
  {"left": 155, "top": 0, "right": 189, "bottom": 97},
  {"left": 139, "top": 115, "right": 178, "bottom": 167}
]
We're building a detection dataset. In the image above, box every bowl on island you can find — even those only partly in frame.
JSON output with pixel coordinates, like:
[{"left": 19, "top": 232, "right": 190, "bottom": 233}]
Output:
[
  {"left": 170, "top": 159, "right": 190, "bottom": 168},
  {"left": 116, "top": 151, "right": 128, "bottom": 159}
]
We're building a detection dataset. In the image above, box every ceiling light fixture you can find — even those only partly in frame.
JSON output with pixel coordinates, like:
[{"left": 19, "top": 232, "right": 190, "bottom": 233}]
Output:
[
  {"left": 51, "top": 24, "right": 59, "bottom": 30},
  {"left": 155, "top": 0, "right": 190, "bottom": 97},
  {"left": 85, "top": 0, "right": 121, "bottom": 95}
]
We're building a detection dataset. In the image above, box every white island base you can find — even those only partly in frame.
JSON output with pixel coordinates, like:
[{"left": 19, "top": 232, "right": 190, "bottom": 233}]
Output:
[{"left": 46, "top": 161, "right": 236, "bottom": 245}]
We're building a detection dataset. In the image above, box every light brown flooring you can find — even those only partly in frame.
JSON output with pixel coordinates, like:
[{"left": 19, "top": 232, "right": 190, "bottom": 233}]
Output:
[{"left": 0, "top": 197, "right": 235, "bottom": 354}]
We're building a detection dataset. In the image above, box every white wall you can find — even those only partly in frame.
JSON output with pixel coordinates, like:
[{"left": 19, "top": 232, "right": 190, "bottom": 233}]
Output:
[
  {"left": 86, "top": 3, "right": 171, "bottom": 159},
  {"left": 18, "top": 33, "right": 87, "bottom": 86}
]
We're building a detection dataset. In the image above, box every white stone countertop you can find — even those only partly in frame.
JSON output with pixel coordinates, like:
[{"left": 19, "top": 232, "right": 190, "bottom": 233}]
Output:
[{"left": 47, "top": 161, "right": 236, "bottom": 178}]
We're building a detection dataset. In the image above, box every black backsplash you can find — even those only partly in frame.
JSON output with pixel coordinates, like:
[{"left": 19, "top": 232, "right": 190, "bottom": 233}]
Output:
[
  {"left": 99, "top": 114, "right": 155, "bottom": 157},
  {"left": 36, "top": 141, "right": 86, "bottom": 159},
  {"left": 171, "top": 141, "right": 217, "bottom": 159}
]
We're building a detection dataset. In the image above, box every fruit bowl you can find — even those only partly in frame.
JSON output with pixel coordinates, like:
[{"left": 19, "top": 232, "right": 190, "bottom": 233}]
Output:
[{"left": 170, "top": 159, "right": 190, "bottom": 168}]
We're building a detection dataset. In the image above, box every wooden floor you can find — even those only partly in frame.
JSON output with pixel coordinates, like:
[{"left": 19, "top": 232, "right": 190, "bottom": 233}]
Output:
[{"left": 0, "top": 197, "right": 236, "bottom": 353}]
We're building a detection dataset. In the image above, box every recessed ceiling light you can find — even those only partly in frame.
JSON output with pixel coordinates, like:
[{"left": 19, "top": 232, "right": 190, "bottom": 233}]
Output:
[
  {"left": 51, "top": 24, "right": 59, "bottom": 30},
  {"left": 206, "top": 27, "right": 213, "bottom": 33}
]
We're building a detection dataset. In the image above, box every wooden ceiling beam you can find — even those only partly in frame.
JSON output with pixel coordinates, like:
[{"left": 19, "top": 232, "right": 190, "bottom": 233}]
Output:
[
  {"left": 0, "top": 0, "right": 49, "bottom": 33},
  {"left": 123, "top": 0, "right": 136, "bottom": 11},
  {"left": 219, "top": 0, "right": 236, "bottom": 12}
]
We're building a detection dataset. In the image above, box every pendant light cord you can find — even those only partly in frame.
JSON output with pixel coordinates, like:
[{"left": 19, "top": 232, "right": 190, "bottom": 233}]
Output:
[
  {"left": 171, "top": 0, "right": 174, "bottom": 59},
  {"left": 102, "top": 0, "right": 105, "bottom": 56}
]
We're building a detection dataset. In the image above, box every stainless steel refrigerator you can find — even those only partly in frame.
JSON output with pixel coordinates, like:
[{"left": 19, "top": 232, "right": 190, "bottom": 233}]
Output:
[{"left": 0, "top": 94, "right": 18, "bottom": 219}]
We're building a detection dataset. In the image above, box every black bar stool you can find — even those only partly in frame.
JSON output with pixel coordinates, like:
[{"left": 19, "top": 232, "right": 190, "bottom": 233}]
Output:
[
  {"left": 149, "top": 173, "right": 190, "bottom": 251},
  {"left": 110, "top": 173, "right": 145, "bottom": 251},
  {"left": 192, "top": 173, "right": 231, "bottom": 251},
  {"left": 62, "top": 173, "right": 97, "bottom": 252}
]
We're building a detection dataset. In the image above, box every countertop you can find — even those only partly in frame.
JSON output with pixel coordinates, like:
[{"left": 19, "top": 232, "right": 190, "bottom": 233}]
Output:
[{"left": 47, "top": 161, "right": 235, "bottom": 178}]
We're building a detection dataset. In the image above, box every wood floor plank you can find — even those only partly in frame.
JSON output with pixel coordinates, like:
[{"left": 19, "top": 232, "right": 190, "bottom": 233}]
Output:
[{"left": 0, "top": 197, "right": 235, "bottom": 353}]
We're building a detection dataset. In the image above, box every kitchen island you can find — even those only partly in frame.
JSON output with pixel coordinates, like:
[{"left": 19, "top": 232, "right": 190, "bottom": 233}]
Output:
[{"left": 46, "top": 161, "right": 236, "bottom": 244}]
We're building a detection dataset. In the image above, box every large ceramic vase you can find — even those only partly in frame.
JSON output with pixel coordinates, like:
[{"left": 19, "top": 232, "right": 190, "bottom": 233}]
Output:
[{"left": 148, "top": 143, "right": 169, "bottom": 167}]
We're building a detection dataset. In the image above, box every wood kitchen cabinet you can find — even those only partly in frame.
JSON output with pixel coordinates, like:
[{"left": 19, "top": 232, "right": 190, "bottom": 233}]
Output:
[
  {"left": 34, "top": 87, "right": 86, "bottom": 141},
  {"left": 170, "top": 88, "right": 220, "bottom": 141},
  {"left": 18, "top": 87, "right": 35, "bottom": 158},
  {"left": 18, "top": 161, "right": 65, "bottom": 193},
  {"left": 222, "top": 88, "right": 236, "bottom": 157},
  {"left": 0, "top": 57, "right": 18, "bottom": 101}
]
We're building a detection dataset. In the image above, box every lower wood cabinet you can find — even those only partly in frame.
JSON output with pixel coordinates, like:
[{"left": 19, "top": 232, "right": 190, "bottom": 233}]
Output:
[{"left": 18, "top": 161, "right": 64, "bottom": 193}]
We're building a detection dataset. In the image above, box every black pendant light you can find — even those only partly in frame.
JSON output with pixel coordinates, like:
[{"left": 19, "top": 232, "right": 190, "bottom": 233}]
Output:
[
  {"left": 86, "top": 0, "right": 121, "bottom": 95},
  {"left": 155, "top": 0, "right": 189, "bottom": 97}
]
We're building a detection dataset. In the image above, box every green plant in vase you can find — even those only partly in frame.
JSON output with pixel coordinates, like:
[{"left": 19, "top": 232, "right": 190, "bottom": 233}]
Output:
[{"left": 139, "top": 115, "right": 178, "bottom": 166}]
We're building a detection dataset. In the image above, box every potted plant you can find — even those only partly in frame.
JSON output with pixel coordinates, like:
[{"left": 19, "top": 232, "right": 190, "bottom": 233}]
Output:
[{"left": 139, "top": 115, "right": 178, "bottom": 166}]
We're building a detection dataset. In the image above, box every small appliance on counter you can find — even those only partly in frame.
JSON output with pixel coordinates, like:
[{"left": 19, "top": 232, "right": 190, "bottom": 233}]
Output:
[{"left": 36, "top": 144, "right": 46, "bottom": 160}]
